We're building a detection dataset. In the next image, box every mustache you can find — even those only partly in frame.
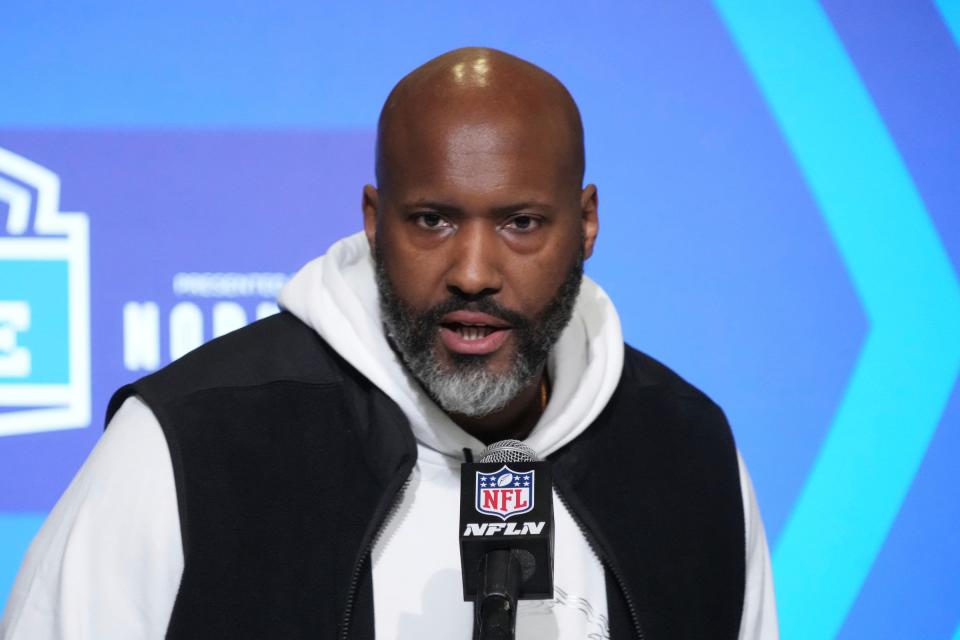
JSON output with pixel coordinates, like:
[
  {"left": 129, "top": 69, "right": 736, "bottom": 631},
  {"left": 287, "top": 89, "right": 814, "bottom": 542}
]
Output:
[{"left": 417, "top": 294, "right": 532, "bottom": 330}]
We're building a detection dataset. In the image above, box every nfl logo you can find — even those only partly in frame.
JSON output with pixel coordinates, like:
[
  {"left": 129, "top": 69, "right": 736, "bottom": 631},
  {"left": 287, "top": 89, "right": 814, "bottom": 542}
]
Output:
[{"left": 475, "top": 466, "right": 535, "bottom": 520}]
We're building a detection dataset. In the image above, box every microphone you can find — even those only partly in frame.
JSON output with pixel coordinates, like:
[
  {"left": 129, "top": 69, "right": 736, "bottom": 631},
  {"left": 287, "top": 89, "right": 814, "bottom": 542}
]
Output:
[{"left": 460, "top": 440, "right": 554, "bottom": 640}]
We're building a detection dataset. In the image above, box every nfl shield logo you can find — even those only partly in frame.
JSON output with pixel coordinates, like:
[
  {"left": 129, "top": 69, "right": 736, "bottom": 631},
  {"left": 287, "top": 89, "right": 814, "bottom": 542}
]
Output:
[{"left": 475, "top": 466, "right": 535, "bottom": 520}]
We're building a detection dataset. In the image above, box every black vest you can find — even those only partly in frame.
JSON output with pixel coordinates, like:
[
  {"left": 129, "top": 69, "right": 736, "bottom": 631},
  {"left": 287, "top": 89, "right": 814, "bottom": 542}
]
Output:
[{"left": 107, "top": 312, "right": 745, "bottom": 639}]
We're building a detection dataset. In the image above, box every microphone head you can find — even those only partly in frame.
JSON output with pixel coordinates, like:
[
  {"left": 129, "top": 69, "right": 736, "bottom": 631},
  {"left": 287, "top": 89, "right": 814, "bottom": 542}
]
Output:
[{"left": 478, "top": 439, "right": 538, "bottom": 463}]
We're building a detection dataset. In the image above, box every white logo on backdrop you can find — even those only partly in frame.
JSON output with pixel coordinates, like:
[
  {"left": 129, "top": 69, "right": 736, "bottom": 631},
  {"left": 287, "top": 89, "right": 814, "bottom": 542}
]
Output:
[
  {"left": 0, "top": 146, "right": 90, "bottom": 437},
  {"left": 123, "top": 273, "right": 285, "bottom": 372}
]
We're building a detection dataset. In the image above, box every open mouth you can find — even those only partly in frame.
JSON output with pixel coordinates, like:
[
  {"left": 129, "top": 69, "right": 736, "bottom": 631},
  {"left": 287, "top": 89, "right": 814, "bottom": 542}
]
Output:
[
  {"left": 442, "top": 322, "right": 501, "bottom": 341},
  {"left": 438, "top": 310, "right": 512, "bottom": 354}
]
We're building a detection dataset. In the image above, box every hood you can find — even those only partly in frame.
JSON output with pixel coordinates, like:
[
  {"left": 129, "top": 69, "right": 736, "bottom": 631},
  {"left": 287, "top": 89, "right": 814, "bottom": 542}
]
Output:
[{"left": 277, "top": 232, "right": 624, "bottom": 460}]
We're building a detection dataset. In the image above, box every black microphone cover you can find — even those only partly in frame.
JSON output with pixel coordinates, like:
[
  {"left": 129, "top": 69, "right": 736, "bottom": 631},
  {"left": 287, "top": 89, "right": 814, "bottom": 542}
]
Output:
[{"left": 459, "top": 439, "right": 555, "bottom": 601}]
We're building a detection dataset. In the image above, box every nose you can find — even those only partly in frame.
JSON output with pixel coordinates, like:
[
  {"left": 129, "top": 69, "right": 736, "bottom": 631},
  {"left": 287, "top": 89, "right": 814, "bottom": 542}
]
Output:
[{"left": 445, "top": 221, "right": 503, "bottom": 299}]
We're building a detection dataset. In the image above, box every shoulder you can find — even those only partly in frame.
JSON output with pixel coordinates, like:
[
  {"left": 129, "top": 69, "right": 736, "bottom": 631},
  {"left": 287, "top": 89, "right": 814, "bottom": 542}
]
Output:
[
  {"left": 619, "top": 344, "right": 732, "bottom": 436},
  {"left": 563, "top": 343, "right": 738, "bottom": 473}
]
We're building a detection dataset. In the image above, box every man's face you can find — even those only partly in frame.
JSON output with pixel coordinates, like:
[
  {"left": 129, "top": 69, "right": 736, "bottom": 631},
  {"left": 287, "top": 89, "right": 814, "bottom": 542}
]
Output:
[{"left": 366, "top": 111, "right": 598, "bottom": 416}]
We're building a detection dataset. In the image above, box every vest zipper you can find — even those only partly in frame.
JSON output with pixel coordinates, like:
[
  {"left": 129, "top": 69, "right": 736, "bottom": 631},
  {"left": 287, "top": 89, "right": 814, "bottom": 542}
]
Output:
[
  {"left": 553, "top": 486, "right": 646, "bottom": 640},
  {"left": 339, "top": 475, "right": 411, "bottom": 640}
]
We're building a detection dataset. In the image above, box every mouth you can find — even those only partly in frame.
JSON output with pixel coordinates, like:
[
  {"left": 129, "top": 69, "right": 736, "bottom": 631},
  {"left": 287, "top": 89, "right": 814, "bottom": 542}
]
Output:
[{"left": 438, "top": 310, "right": 512, "bottom": 355}]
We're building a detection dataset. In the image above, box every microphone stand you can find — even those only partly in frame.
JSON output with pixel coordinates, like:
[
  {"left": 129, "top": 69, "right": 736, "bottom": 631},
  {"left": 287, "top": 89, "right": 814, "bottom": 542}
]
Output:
[{"left": 474, "top": 549, "right": 523, "bottom": 640}]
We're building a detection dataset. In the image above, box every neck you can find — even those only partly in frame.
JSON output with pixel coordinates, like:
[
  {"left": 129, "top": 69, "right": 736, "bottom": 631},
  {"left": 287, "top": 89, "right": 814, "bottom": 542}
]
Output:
[{"left": 451, "top": 369, "right": 547, "bottom": 446}]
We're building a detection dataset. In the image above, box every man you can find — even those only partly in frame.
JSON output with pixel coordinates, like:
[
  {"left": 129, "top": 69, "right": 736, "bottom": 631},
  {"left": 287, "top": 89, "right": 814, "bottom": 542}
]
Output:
[{"left": 1, "top": 48, "right": 777, "bottom": 639}]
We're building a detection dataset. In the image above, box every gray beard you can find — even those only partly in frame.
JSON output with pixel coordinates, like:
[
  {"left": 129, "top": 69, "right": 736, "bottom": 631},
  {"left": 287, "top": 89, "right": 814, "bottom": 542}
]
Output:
[
  {"left": 374, "top": 246, "right": 583, "bottom": 418},
  {"left": 397, "top": 347, "right": 533, "bottom": 417}
]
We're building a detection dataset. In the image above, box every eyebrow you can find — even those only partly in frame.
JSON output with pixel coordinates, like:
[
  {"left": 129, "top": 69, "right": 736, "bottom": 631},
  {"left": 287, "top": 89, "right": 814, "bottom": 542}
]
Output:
[
  {"left": 402, "top": 200, "right": 460, "bottom": 214},
  {"left": 402, "top": 200, "right": 555, "bottom": 215}
]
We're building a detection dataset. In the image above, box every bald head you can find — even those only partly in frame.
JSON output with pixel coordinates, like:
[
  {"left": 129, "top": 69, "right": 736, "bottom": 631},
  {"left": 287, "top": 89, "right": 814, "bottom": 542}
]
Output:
[{"left": 375, "top": 47, "right": 585, "bottom": 193}]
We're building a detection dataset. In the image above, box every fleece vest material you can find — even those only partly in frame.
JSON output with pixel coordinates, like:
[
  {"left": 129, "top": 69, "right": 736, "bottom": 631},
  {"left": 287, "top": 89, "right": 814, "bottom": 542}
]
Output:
[{"left": 106, "top": 312, "right": 745, "bottom": 639}]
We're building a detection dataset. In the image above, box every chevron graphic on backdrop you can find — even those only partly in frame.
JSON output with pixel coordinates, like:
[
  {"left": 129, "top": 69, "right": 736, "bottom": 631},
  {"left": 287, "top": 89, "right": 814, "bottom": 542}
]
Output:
[
  {"left": 936, "top": 0, "right": 960, "bottom": 49},
  {"left": 714, "top": 1, "right": 960, "bottom": 638}
]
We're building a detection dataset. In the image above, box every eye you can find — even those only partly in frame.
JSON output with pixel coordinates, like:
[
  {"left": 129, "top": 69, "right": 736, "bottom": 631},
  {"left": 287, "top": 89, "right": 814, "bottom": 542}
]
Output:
[
  {"left": 504, "top": 214, "right": 541, "bottom": 233},
  {"left": 415, "top": 212, "right": 452, "bottom": 230}
]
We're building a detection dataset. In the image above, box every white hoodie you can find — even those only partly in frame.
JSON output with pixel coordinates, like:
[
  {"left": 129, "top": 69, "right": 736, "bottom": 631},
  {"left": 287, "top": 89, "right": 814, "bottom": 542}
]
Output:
[{"left": 1, "top": 233, "right": 778, "bottom": 639}]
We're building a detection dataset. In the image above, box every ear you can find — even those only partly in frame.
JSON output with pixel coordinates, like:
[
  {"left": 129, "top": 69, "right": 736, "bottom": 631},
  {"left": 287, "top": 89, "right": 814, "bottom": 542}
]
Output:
[
  {"left": 580, "top": 184, "right": 599, "bottom": 259},
  {"left": 362, "top": 184, "right": 380, "bottom": 252}
]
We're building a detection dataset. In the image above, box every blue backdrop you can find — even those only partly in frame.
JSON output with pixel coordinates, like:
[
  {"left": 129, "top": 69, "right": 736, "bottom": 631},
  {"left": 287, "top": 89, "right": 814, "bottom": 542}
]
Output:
[{"left": 1, "top": 2, "right": 958, "bottom": 638}]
